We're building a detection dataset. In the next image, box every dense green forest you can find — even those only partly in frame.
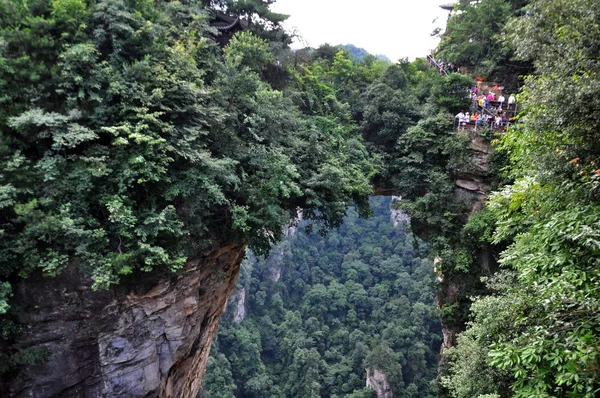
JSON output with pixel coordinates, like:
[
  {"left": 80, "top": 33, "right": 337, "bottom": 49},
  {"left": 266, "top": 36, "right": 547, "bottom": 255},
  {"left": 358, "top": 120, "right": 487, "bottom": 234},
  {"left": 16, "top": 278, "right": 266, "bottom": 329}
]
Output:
[
  {"left": 438, "top": 1, "right": 600, "bottom": 397},
  {"left": 1, "top": 0, "right": 599, "bottom": 397},
  {"left": 0, "top": 0, "right": 381, "bottom": 309},
  {"left": 0, "top": 0, "right": 471, "bottom": 317},
  {"left": 200, "top": 197, "right": 440, "bottom": 398},
  {"left": 0, "top": 0, "right": 470, "bottom": 380}
]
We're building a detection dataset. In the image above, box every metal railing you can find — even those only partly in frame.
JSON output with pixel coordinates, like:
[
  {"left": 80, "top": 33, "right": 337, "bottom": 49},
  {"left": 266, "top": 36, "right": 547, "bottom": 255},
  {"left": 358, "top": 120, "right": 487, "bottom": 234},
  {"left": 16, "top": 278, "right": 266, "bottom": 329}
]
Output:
[
  {"left": 426, "top": 54, "right": 448, "bottom": 76},
  {"left": 455, "top": 108, "right": 515, "bottom": 132}
]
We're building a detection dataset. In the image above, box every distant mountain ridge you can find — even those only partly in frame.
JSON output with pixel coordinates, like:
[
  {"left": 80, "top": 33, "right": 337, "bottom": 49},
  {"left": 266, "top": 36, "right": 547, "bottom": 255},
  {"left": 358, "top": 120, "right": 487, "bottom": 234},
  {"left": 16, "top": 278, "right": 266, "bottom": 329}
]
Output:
[{"left": 342, "top": 43, "right": 391, "bottom": 62}]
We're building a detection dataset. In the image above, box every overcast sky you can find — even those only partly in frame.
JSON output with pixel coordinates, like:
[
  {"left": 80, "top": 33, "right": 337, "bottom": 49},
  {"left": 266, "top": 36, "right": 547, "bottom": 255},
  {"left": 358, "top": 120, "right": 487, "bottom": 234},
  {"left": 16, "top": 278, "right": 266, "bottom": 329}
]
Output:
[{"left": 270, "top": 0, "right": 451, "bottom": 61}]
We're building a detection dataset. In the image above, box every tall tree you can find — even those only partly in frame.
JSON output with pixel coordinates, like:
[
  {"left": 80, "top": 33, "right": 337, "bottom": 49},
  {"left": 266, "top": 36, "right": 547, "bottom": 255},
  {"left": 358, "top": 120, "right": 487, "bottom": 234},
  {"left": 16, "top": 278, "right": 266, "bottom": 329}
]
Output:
[
  {"left": 436, "top": 0, "right": 529, "bottom": 77},
  {"left": 203, "top": 0, "right": 289, "bottom": 43}
]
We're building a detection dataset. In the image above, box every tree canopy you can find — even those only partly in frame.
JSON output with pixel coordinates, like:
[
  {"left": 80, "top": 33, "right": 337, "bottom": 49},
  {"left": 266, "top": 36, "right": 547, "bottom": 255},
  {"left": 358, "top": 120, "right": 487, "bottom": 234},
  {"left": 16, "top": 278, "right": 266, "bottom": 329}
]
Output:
[
  {"left": 201, "top": 198, "right": 441, "bottom": 398},
  {"left": 0, "top": 0, "right": 377, "bottom": 311},
  {"left": 441, "top": 0, "right": 600, "bottom": 397},
  {"left": 2, "top": 1, "right": 598, "bottom": 397},
  {"left": 436, "top": 0, "right": 530, "bottom": 78}
]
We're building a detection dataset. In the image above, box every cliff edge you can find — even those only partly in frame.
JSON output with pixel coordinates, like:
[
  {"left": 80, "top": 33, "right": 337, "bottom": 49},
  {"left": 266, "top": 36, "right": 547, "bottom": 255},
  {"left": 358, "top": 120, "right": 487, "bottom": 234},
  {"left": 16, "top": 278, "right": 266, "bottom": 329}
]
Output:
[{"left": 1, "top": 241, "right": 245, "bottom": 398}]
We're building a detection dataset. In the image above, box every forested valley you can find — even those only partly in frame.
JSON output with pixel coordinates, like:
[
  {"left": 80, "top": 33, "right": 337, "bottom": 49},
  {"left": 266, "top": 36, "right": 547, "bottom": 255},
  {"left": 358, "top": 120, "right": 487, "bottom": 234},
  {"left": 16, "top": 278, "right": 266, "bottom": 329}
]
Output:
[
  {"left": 201, "top": 198, "right": 439, "bottom": 398},
  {"left": 0, "top": 0, "right": 599, "bottom": 397}
]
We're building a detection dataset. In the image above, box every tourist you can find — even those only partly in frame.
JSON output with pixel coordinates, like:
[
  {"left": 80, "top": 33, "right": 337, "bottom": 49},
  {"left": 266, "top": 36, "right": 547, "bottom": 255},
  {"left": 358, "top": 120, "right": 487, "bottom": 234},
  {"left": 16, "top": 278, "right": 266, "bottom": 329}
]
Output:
[
  {"left": 508, "top": 94, "right": 516, "bottom": 109},
  {"left": 455, "top": 110, "right": 465, "bottom": 125},
  {"left": 498, "top": 94, "right": 505, "bottom": 108},
  {"left": 486, "top": 92, "right": 494, "bottom": 109},
  {"left": 495, "top": 115, "right": 503, "bottom": 127},
  {"left": 476, "top": 113, "right": 483, "bottom": 126}
]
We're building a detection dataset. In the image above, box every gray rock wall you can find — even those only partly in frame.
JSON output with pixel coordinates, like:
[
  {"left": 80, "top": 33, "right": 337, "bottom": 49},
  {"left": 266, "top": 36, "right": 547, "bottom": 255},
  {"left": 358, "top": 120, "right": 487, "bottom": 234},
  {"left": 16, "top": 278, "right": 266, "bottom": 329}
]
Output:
[
  {"left": 366, "top": 367, "right": 393, "bottom": 398},
  {"left": 1, "top": 240, "right": 245, "bottom": 398},
  {"left": 232, "top": 287, "right": 247, "bottom": 324},
  {"left": 437, "top": 133, "right": 495, "bottom": 351}
]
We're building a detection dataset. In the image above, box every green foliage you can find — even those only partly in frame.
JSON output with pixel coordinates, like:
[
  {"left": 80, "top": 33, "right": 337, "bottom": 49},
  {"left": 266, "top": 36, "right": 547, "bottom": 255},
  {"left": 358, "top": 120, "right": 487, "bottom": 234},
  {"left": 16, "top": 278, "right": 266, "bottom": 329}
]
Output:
[
  {"left": 0, "top": 282, "right": 10, "bottom": 315},
  {"left": 436, "top": 0, "right": 524, "bottom": 77},
  {"left": 200, "top": 352, "right": 237, "bottom": 398},
  {"left": 441, "top": 275, "right": 515, "bottom": 398},
  {"left": 430, "top": 73, "right": 474, "bottom": 115},
  {"left": 439, "top": 302, "right": 459, "bottom": 322},
  {"left": 204, "top": 0, "right": 289, "bottom": 43},
  {"left": 483, "top": 182, "right": 600, "bottom": 397},
  {"left": 360, "top": 63, "right": 422, "bottom": 151},
  {"left": 0, "top": 340, "right": 49, "bottom": 374},
  {"left": 224, "top": 31, "right": 273, "bottom": 71},
  {"left": 462, "top": 207, "right": 496, "bottom": 245},
  {"left": 357, "top": 60, "right": 477, "bottom": 259},
  {"left": 0, "top": 0, "right": 379, "bottom": 312},
  {"left": 346, "top": 388, "right": 377, "bottom": 398},
  {"left": 51, "top": 0, "right": 88, "bottom": 23},
  {"left": 443, "top": 130, "right": 473, "bottom": 173},
  {"left": 504, "top": 0, "right": 600, "bottom": 178},
  {"left": 8, "top": 2, "right": 597, "bottom": 397},
  {"left": 203, "top": 198, "right": 441, "bottom": 398},
  {"left": 444, "top": 1, "right": 600, "bottom": 397}
]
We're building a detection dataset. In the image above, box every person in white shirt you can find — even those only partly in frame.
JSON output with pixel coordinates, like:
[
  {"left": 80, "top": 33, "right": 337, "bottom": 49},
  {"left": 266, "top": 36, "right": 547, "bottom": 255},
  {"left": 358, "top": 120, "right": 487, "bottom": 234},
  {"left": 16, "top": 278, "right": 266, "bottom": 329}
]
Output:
[
  {"left": 498, "top": 94, "right": 505, "bottom": 108},
  {"left": 508, "top": 94, "right": 516, "bottom": 110}
]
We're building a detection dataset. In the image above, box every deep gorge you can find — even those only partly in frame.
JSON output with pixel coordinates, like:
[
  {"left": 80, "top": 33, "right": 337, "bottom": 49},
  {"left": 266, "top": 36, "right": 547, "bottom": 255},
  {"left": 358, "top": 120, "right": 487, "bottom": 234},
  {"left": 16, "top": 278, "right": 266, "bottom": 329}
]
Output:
[{"left": 1, "top": 0, "right": 599, "bottom": 397}]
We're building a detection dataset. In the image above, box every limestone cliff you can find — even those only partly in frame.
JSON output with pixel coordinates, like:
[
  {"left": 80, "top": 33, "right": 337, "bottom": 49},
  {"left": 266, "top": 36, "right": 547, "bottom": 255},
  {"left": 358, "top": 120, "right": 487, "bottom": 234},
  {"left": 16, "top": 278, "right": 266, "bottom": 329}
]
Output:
[
  {"left": 366, "top": 367, "right": 393, "bottom": 398},
  {"left": 437, "top": 133, "right": 496, "bottom": 350},
  {"left": 389, "top": 196, "right": 410, "bottom": 228},
  {"left": 453, "top": 134, "right": 493, "bottom": 216},
  {"left": 231, "top": 287, "right": 247, "bottom": 324},
  {"left": 0, "top": 240, "right": 245, "bottom": 398}
]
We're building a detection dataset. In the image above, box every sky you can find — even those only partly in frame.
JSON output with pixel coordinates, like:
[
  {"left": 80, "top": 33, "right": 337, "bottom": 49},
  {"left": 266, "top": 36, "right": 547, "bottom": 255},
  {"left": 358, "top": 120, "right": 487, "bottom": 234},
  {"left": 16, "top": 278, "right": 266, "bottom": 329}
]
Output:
[{"left": 270, "top": 0, "right": 452, "bottom": 61}]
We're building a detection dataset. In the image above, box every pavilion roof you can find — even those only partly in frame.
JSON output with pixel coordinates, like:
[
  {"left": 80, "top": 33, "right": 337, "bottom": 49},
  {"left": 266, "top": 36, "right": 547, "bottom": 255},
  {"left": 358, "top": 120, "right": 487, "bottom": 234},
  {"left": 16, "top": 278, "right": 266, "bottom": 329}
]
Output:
[{"left": 210, "top": 12, "right": 248, "bottom": 31}]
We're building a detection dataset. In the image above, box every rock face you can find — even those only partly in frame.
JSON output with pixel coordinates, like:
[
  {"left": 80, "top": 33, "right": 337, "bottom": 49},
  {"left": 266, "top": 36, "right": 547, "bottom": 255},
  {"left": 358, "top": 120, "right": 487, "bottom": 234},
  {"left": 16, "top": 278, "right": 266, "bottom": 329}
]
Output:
[
  {"left": 453, "top": 134, "right": 494, "bottom": 215},
  {"left": 231, "top": 287, "right": 247, "bottom": 324},
  {"left": 266, "top": 246, "right": 285, "bottom": 283},
  {"left": 366, "top": 367, "right": 393, "bottom": 398},
  {"left": 437, "top": 133, "right": 495, "bottom": 351},
  {"left": 1, "top": 240, "right": 245, "bottom": 398},
  {"left": 389, "top": 196, "right": 410, "bottom": 228},
  {"left": 283, "top": 209, "right": 303, "bottom": 238}
]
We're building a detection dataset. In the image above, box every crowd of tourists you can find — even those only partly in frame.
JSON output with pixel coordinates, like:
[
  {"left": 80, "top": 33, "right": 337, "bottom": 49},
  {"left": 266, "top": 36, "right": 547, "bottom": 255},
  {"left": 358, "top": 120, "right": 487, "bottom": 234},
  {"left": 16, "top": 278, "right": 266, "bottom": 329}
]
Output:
[
  {"left": 439, "top": 61, "right": 459, "bottom": 74},
  {"left": 455, "top": 110, "right": 510, "bottom": 128},
  {"left": 426, "top": 54, "right": 518, "bottom": 130},
  {"left": 470, "top": 87, "right": 516, "bottom": 111},
  {"left": 426, "top": 54, "right": 459, "bottom": 75},
  {"left": 455, "top": 86, "right": 517, "bottom": 130}
]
